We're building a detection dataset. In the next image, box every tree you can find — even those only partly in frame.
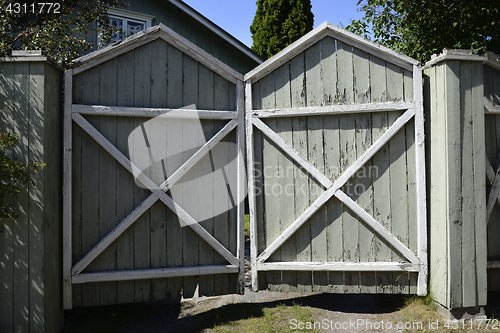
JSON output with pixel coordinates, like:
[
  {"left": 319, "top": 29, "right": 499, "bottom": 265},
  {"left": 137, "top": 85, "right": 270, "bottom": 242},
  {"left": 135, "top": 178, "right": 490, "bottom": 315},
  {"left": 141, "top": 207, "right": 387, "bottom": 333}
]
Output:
[
  {"left": 347, "top": 0, "right": 500, "bottom": 64},
  {"left": 0, "top": 132, "right": 45, "bottom": 220},
  {"left": 0, "top": 0, "right": 125, "bottom": 67},
  {"left": 250, "top": 0, "right": 314, "bottom": 59}
]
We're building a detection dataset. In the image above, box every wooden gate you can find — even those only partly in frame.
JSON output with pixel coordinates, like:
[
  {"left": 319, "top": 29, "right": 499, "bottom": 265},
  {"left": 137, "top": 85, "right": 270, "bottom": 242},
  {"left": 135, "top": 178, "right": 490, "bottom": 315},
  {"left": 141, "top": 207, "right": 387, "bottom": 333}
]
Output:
[
  {"left": 245, "top": 23, "right": 427, "bottom": 295},
  {"left": 63, "top": 24, "right": 245, "bottom": 309}
]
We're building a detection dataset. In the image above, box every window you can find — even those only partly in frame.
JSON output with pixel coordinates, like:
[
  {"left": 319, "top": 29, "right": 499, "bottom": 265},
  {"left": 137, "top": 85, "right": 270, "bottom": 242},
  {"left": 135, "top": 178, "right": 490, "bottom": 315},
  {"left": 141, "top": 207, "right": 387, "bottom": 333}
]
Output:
[{"left": 99, "top": 8, "right": 153, "bottom": 47}]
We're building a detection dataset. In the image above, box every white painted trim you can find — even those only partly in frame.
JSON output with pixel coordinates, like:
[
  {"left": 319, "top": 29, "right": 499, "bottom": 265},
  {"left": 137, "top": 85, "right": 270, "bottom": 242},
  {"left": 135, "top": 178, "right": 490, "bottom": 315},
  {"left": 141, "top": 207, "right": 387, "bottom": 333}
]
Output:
[
  {"left": 257, "top": 262, "right": 421, "bottom": 272},
  {"left": 236, "top": 80, "right": 246, "bottom": 294},
  {"left": 486, "top": 156, "right": 496, "bottom": 186},
  {"left": 252, "top": 118, "right": 332, "bottom": 188},
  {"left": 487, "top": 261, "right": 500, "bottom": 269},
  {"left": 485, "top": 105, "right": 500, "bottom": 114},
  {"left": 252, "top": 101, "right": 415, "bottom": 118},
  {"left": 106, "top": 7, "right": 154, "bottom": 22},
  {"left": 423, "top": 49, "right": 500, "bottom": 70},
  {"left": 413, "top": 65, "right": 428, "bottom": 296},
  {"left": 486, "top": 156, "right": 500, "bottom": 223},
  {"left": 245, "top": 80, "right": 259, "bottom": 292},
  {"left": 168, "top": 0, "right": 263, "bottom": 64},
  {"left": 72, "top": 265, "right": 239, "bottom": 284},
  {"left": 72, "top": 104, "right": 238, "bottom": 119},
  {"left": 244, "top": 21, "right": 418, "bottom": 82},
  {"left": 72, "top": 113, "right": 239, "bottom": 267},
  {"left": 62, "top": 69, "right": 73, "bottom": 310},
  {"left": 71, "top": 194, "right": 158, "bottom": 276},
  {"left": 486, "top": 51, "right": 500, "bottom": 71}
]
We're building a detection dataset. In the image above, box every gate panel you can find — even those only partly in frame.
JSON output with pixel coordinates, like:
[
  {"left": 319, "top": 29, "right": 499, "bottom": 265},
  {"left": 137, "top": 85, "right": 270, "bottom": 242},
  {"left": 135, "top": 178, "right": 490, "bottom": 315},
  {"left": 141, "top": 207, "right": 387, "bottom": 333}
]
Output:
[
  {"left": 245, "top": 23, "right": 427, "bottom": 295},
  {"left": 63, "top": 26, "right": 245, "bottom": 309}
]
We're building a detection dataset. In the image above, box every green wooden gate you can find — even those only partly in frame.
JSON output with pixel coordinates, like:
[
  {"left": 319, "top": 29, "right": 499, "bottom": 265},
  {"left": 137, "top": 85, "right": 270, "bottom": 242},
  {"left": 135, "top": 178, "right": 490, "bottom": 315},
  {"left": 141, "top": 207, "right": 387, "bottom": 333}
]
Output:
[
  {"left": 245, "top": 23, "right": 428, "bottom": 295},
  {"left": 63, "top": 25, "right": 245, "bottom": 309}
]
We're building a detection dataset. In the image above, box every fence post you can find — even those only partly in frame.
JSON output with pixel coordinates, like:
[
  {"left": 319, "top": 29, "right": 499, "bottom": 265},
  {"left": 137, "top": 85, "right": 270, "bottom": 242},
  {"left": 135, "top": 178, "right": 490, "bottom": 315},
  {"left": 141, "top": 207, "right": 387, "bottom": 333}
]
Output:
[
  {"left": 0, "top": 50, "right": 63, "bottom": 332},
  {"left": 424, "top": 49, "right": 488, "bottom": 315}
]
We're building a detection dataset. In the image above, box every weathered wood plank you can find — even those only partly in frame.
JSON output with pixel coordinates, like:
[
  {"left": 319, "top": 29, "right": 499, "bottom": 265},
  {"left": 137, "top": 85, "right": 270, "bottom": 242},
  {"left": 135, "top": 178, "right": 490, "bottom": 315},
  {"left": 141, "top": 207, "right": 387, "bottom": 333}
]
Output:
[
  {"left": 180, "top": 54, "right": 200, "bottom": 298},
  {"left": 13, "top": 62, "right": 30, "bottom": 331},
  {"left": 305, "top": 42, "right": 328, "bottom": 292},
  {"left": 197, "top": 64, "right": 215, "bottom": 297},
  {"left": 236, "top": 80, "right": 246, "bottom": 294},
  {"left": 0, "top": 62, "right": 15, "bottom": 330},
  {"left": 275, "top": 62, "right": 297, "bottom": 292},
  {"left": 258, "top": 262, "right": 420, "bottom": 272},
  {"left": 116, "top": 50, "right": 136, "bottom": 304},
  {"left": 133, "top": 43, "right": 152, "bottom": 303},
  {"left": 213, "top": 73, "right": 231, "bottom": 295},
  {"left": 353, "top": 47, "right": 376, "bottom": 293},
  {"left": 79, "top": 66, "right": 101, "bottom": 307},
  {"left": 98, "top": 59, "right": 118, "bottom": 306},
  {"left": 386, "top": 61, "right": 410, "bottom": 294},
  {"left": 149, "top": 39, "right": 168, "bottom": 301}
]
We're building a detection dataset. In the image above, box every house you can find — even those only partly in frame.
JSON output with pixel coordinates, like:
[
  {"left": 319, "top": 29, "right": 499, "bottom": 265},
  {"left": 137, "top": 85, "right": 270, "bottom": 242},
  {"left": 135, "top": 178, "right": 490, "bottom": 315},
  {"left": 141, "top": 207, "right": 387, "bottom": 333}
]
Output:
[{"left": 87, "top": 0, "right": 263, "bottom": 74}]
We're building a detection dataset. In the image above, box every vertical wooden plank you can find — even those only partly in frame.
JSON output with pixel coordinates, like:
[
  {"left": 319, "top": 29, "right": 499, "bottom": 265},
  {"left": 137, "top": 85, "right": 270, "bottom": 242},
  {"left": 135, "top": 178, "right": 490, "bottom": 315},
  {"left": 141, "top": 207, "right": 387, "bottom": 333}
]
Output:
[
  {"left": 444, "top": 61, "right": 462, "bottom": 305},
  {"left": 404, "top": 68, "right": 418, "bottom": 294},
  {"left": 459, "top": 62, "right": 476, "bottom": 307},
  {"left": 80, "top": 66, "right": 100, "bottom": 307},
  {"left": 290, "top": 53, "right": 312, "bottom": 292},
  {"left": 71, "top": 73, "right": 83, "bottom": 308},
  {"left": 149, "top": 39, "right": 168, "bottom": 301},
  {"left": 274, "top": 63, "right": 296, "bottom": 292},
  {"left": 260, "top": 72, "right": 282, "bottom": 291},
  {"left": 353, "top": 47, "right": 375, "bottom": 293},
  {"left": 305, "top": 42, "right": 328, "bottom": 292},
  {"left": 116, "top": 50, "right": 135, "bottom": 304},
  {"left": 98, "top": 59, "right": 118, "bottom": 306},
  {"left": 251, "top": 80, "right": 267, "bottom": 290},
  {"left": 197, "top": 64, "right": 215, "bottom": 297},
  {"left": 236, "top": 80, "right": 246, "bottom": 294},
  {"left": 337, "top": 41, "right": 359, "bottom": 293},
  {"left": 12, "top": 62, "right": 30, "bottom": 331},
  {"left": 471, "top": 63, "right": 487, "bottom": 304},
  {"left": 0, "top": 62, "right": 15, "bottom": 331},
  {"left": 63, "top": 68, "right": 73, "bottom": 310},
  {"left": 28, "top": 63, "right": 46, "bottom": 331},
  {"left": 165, "top": 44, "right": 183, "bottom": 300},
  {"left": 386, "top": 62, "right": 410, "bottom": 294},
  {"left": 133, "top": 43, "right": 152, "bottom": 303},
  {"left": 370, "top": 55, "right": 393, "bottom": 293},
  {"left": 213, "top": 73, "right": 230, "bottom": 295},
  {"left": 321, "top": 38, "right": 343, "bottom": 292}
]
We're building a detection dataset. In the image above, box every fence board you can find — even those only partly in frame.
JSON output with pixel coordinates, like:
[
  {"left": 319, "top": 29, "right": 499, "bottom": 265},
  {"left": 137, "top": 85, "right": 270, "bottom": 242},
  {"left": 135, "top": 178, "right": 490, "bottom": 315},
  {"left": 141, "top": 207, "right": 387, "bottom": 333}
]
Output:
[
  {"left": 149, "top": 39, "right": 168, "bottom": 301},
  {"left": 274, "top": 63, "right": 296, "bottom": 292},
  {"left": 387, "top": 61, "right": 409, "bottom": 294},
  {"left": 116, "top": 49, "right": 136, "bottom": 304},
  {"left": 0, "top": 62, "right": 15, "bottom": 332},
  {"left": 80, "top": 66, "right": 101, "bottom": 307},
  {"left": 98, "top": 59, "right": 118, "bottom": 306},
  {"left": 133, "top": 43, "right": 152, "bottom": 303},
  {"left": 353, "top": 47, "right": 376, "bottom": 293},
  {"left": 198, "top": 64, "right": 215, "bottom": 297}
]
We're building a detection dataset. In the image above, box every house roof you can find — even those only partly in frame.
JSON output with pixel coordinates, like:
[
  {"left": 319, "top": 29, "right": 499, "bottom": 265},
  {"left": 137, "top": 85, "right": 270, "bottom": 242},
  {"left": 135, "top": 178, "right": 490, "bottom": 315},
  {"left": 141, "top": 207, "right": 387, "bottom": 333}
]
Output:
[
  {"left": 69, "top": 24, "right": 243, "bottom": 84},
  {"left": 168, "top": 0, "right": 263, "bottom": 65},
  {"left": 244, "top": 21, "right": 420, "bottom": 83}
]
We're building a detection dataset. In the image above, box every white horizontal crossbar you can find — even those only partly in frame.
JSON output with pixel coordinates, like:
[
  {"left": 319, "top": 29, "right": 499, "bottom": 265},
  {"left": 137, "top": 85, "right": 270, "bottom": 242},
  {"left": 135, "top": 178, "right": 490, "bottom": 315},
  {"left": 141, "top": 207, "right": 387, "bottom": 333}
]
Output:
[
  {"left": 257, "top": 262, "right": 421, "bottom": 272},
  {"left": 252, "top": 101, "right": 415, "bottom": 118},
  {"left": 485, "top": 105, "right": 500, "bottom": 114},
  {"left": 488, "top": 261, "right": 500, "bottom": 269},
  {"left": 72, "top": 265, "right": 238, "bottom": 284},
  {"left": 72, "top": 104, "right": 238, "bottom": 119}
]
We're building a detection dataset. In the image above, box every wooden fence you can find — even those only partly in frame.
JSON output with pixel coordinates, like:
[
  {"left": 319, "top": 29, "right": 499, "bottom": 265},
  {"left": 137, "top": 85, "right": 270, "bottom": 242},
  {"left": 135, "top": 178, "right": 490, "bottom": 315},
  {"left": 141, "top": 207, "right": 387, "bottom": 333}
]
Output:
[
  {"left": 245, "top": 23, "right": 427, "bottom": 295},
  {"left": 0, "top": 51, "right": 63, "bottom": 333},
  {"left": 63, "top": 24, "right": 245, "bottom": 309}
]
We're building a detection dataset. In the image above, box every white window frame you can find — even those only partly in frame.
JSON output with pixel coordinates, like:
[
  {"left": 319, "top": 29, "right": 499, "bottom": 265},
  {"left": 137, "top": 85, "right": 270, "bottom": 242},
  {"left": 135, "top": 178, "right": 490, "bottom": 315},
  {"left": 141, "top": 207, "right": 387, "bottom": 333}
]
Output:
[{"left": 99, "top": 7, "right": 154, "bottom": 47}]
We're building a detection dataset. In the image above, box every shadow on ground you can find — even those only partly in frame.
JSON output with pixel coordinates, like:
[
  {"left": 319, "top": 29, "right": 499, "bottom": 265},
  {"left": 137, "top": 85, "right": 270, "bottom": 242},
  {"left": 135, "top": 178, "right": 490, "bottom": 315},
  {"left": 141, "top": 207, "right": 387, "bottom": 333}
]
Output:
[{"left": 63, "top": 293, "right": 408, "bottom": 333}]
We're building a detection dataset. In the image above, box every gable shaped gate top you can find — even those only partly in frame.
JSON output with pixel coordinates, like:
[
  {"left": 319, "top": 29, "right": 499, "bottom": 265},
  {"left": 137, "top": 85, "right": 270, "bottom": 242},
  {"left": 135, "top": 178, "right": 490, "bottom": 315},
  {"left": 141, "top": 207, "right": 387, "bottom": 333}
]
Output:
[
  {"left": 244, "top": 22, "right": 427, "bottom": 295},
  {"left": 63, "top": 24, "right": 245, "bottom": 309}
]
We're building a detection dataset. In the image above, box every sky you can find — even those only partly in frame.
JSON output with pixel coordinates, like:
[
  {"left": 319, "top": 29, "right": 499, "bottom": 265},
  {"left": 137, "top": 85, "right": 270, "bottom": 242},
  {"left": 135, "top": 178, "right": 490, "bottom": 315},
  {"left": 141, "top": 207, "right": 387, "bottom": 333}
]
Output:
[{"left": 181, "top": 0, "right": 365, "bottom": 48}]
